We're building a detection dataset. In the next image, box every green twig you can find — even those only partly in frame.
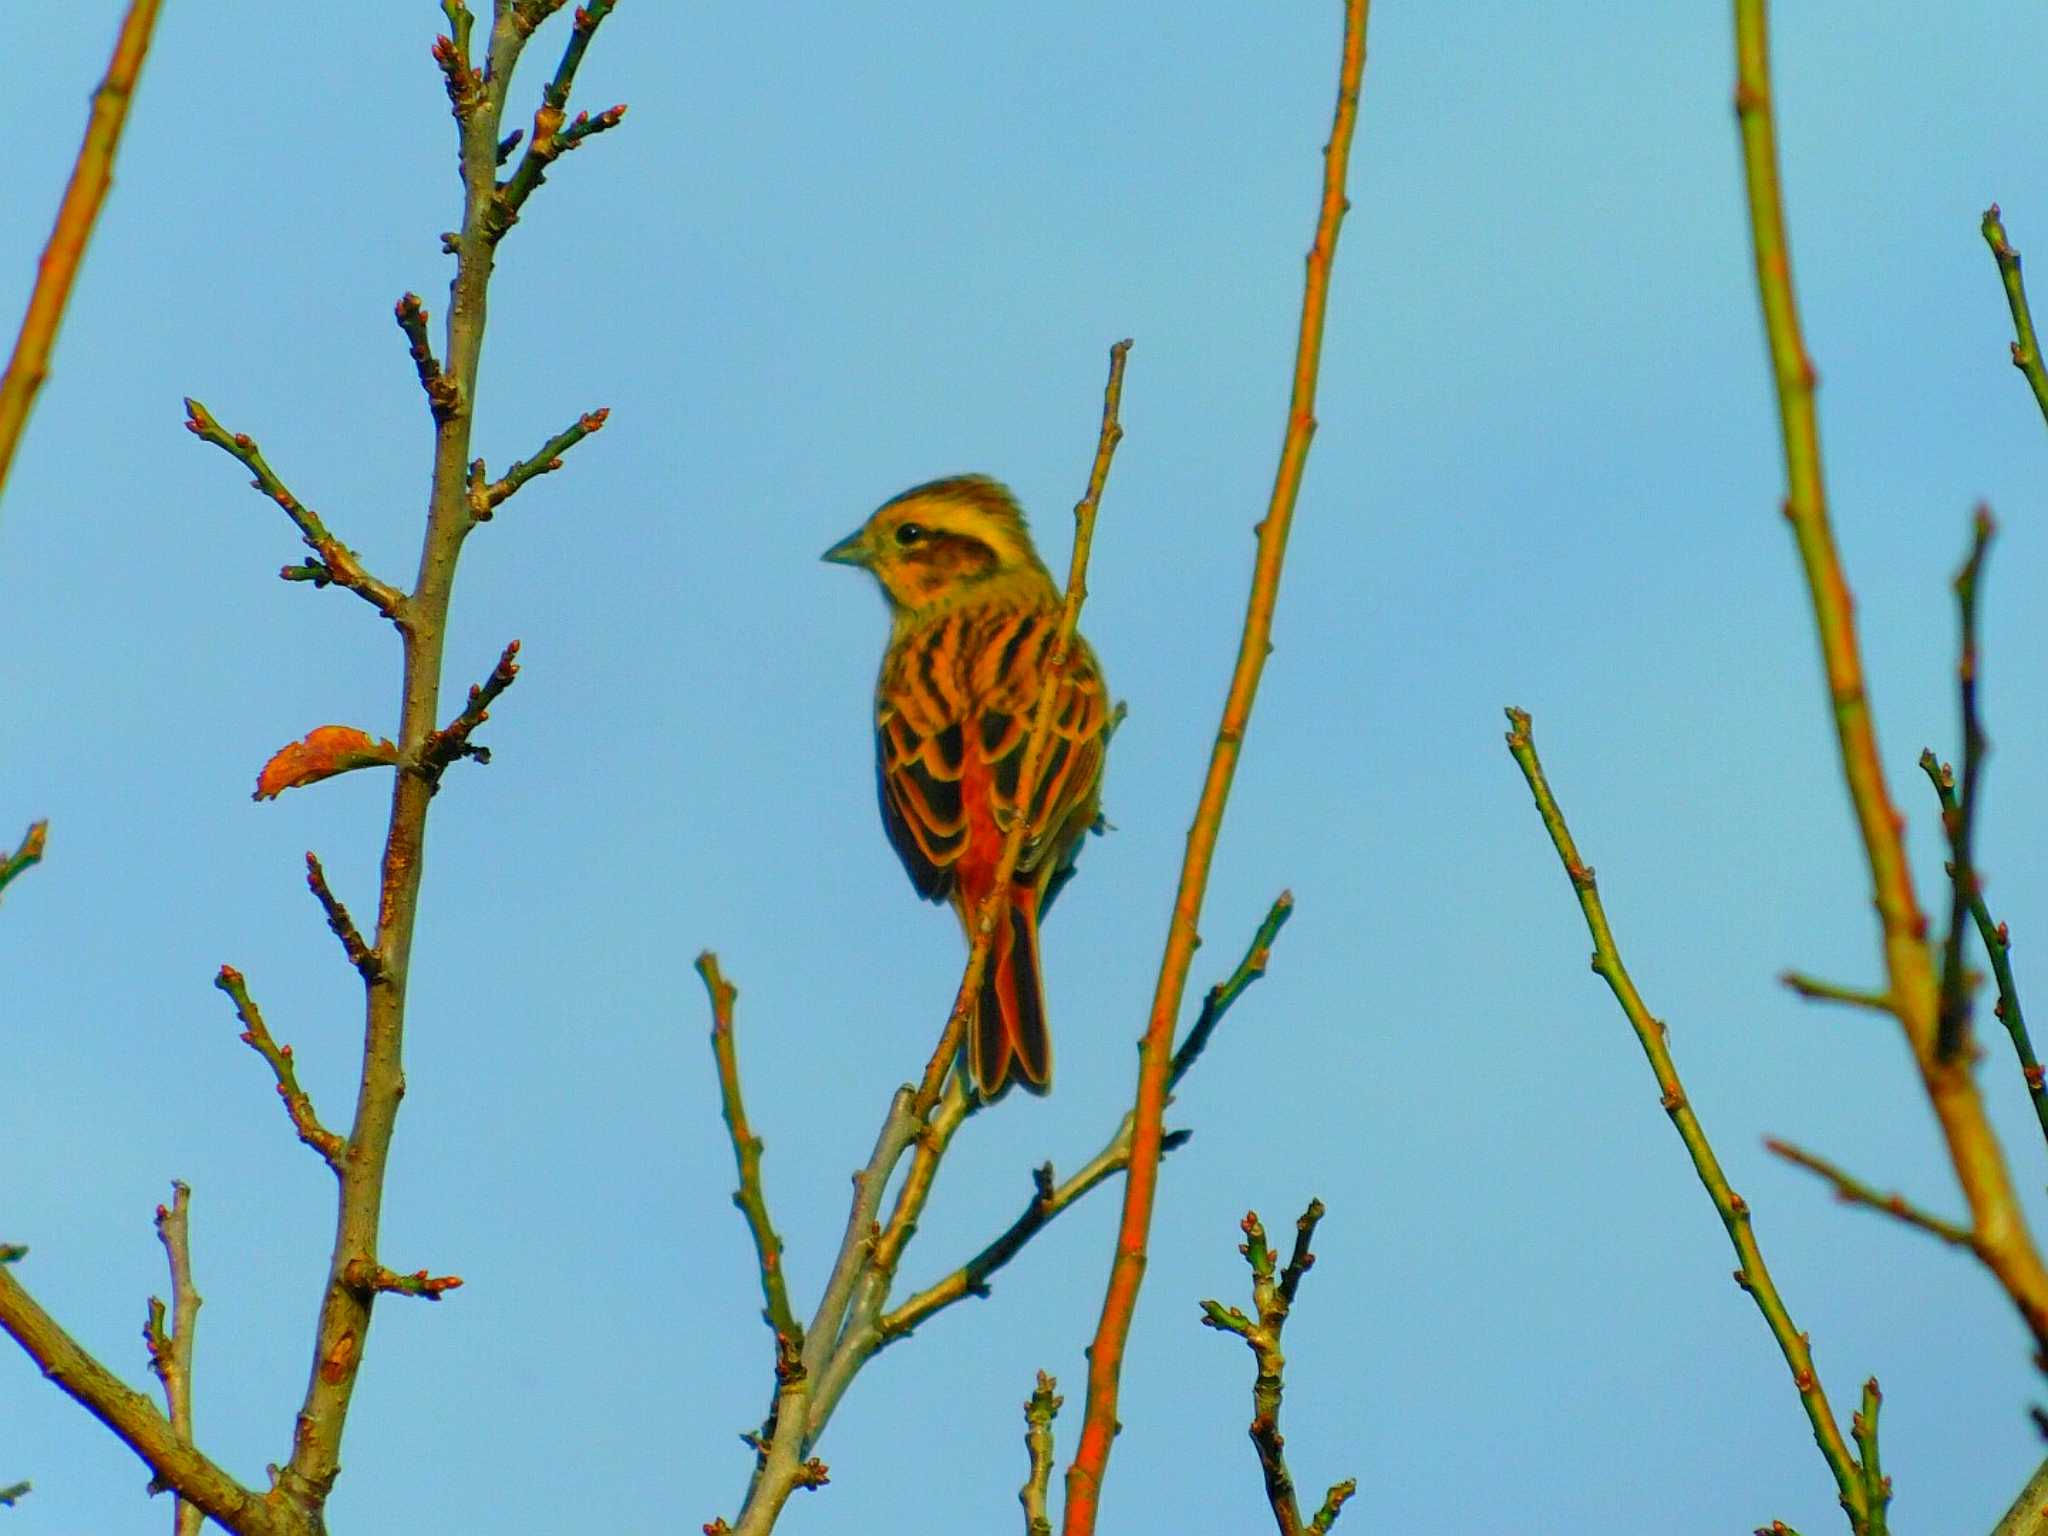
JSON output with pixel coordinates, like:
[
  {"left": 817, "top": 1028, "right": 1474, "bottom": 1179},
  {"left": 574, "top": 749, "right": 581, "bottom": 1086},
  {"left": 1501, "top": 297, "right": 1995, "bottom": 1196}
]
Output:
[
  {"left": 304, "top": 853, "right": 382, "bottom": 983},
  {"left": 1981, "top": 206, "right": 2048, "bottom": 430},
  {"left": 417, "top": 641, "right": 521, "bottom": 784},
  {"left": 483, "top": 1, "right": 624, "bottom": 243},
  {"left": 1852, "top": 1379, "right": 1890, "bottom": 1531},
  {"left": 1505, "top": 707, "right": 1877, "bottom": 1533},
  {"left": 394, "top": 293, "right": 459, "bottom": 422},
  {"left": 1199, "top": 1203, "right": 1354, "bottom": 1536},
  {"left": 1931, "top": 509, "right": 1993, "bottom": 1062},
  {"left": 145, "top": 1182, "right": 204, "bottom": 1536},
  {"left": 1021, "top": 1373, "right": 1062, "bottom": 1536},
  {"left": 1779, "top": 971, "right": 1893, "bottom": 1014},
  {"left": 214, "top": 966, "right": 344, "bottom": 1173},
  {"left": 469, "top": 407, "right": 609, "bottom": 520},
  {"left": 1921, "top": 746, "right": 2048, "bottom": 1148},
  {"left": 0, "top": 821, "right": 47, "bottom": 905},
  {"left": 877, "top": 894, "right": 1291, "bottom": 1345},
  {"left": 339, "top": 1261, "right": 463, "bottom": 1300},
  {"left": 1764, "top": 1138, "right": 1976, "bottom": 1252},
  {"left": 697, "top": 953, "right": 801, "bottom": 1352},
  {"left": 1172, "top": 892, "right": 1294, "bottom": 1089},
  {"left": 183, "top": 400, "right": 404, "bottom": 616}
]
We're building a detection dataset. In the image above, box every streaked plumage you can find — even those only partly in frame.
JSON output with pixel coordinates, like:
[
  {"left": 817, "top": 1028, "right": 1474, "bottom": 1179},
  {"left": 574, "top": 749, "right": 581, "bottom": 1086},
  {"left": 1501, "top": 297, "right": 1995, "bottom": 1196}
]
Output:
[{"left": 823, "top": 475, "right": 1108, "bottom": 1097}]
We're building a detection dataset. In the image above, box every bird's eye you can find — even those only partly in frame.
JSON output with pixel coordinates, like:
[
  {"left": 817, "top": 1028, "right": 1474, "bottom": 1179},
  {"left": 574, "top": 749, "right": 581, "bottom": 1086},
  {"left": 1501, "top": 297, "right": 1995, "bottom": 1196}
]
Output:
[{"left": 895, "top": 522, "right": 927, "bottom": 546}]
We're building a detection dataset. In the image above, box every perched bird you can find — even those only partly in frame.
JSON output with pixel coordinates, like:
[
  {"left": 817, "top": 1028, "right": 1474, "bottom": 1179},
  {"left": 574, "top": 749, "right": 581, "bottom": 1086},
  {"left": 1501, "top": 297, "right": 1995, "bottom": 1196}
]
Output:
[{"left": 823, "top": 475, "right": 1110, "bottom": 1098}]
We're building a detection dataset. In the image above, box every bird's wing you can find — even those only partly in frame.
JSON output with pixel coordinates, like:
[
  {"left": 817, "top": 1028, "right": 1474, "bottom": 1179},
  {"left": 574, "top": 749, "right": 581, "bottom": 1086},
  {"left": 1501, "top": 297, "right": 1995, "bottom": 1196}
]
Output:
[
  {"left": 875, "top": 698, "right": 967, "bottom": 903},
  {"left": 970, "top": 611, "right": 1109, "bottom": 883}
]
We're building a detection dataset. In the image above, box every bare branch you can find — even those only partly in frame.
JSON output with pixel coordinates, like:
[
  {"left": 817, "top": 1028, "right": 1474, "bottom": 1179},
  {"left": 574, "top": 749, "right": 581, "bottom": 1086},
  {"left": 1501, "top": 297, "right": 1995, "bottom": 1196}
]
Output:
[
  {"left": 394, "top": 293, "right": 459, "bottom": 422},
  {"left": 1764, "top": 1138, "right": 1976, "bottom": 1252},
  {"left": 1929, "top": 509, "right": 1993, "bottom": 1062},
  {"left": 0, "top": 1262, "right": 275, "bottom": 1533},
  {"left": 0, "top": 0, "right": 164, "bottom": 501},
  {"left": 1733, "top": 0, "right": 2048, "bottom": 1350},
  {"left": 1778, "top": 971, "right": 1894, "bottom": 1015},
  {"left": 482, "top": 0, "right": 625, "bottom": 243},
  {"left": 145, "top": 1183, "right": 204, "bottom": 1536},
  {"left": 214, "top": 966, "right": 344, "bottom": 1174},
  {"left": 1021, "top": 1373, "right": 1062, "bottom": 1536},
  {"left": 0, "top": 821, "right": 47, "bottom": 906},
  {"left": 182, "top": 399, "right": 404, "bottom": 616},
  {"left": 1506, "top": 707, "right": 1874, "bottom": 1526},
  {"left": 698, "top": 953, "right": 801, "bottom": 1349},
  {"left": 339, "top": 1261, "right": 463, "bottom": 1301},
  {"left": 880, "top": 893, "right": 1293, "bottom": 1344},
  {"left": 1172, "top": 891, "right": 1294, "bottom": 1088},
  {"left": 1981, "top": 206, "right": 2048, "bottom": 430},
  {"left": 417, "top": 641, "right": 522, "bottom": 785},
  {"left": 1064, "top": 2, "right": 1370, "bottom": 1524},
  {"left": 469, "top": 407, "right": 609, "bottom": 520},
  {"left": 305, "top": 854, "right": 382, "bottom": 983},
  {"left": 1198, "top": 1203, "right": 1353, "bottom": 1536}
]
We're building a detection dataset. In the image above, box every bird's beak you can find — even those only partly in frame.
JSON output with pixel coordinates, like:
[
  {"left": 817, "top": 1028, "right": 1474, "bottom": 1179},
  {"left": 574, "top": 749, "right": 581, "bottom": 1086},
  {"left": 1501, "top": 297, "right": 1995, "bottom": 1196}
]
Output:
[{"left": 820, "top": 529, "right": 869, "bottom": 566}]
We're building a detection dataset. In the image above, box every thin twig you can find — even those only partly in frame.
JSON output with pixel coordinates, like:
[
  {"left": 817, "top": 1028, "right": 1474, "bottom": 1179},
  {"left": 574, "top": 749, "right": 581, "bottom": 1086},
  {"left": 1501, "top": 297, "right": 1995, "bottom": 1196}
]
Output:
[
  {"left": 698, "top": 954, "right": 801, "bottom": 1349},
  {"left": 469, "top": 408, "right": 609, "bottom": 519},
  {"left": 305, "top": 854, "right": 382, "bottom": 983},
  {"left": 1062, "top": 6, "right": 1369, "bottom": 1529},
  {"left": 417, "top": 640, "right": 522, "bottom": 784},
  {"left": 1172, "top": 891, "right": 1294, "bottom": 1089},
  {"left": 1931, "top": 509, "right": 1993, "bottom": 1062},
  {"left": 1779, "top": 972, "right": 1893, "bottom": 1014},
  {"left": 394, "top": 293, "right": 459, "bottom": 422},
  {"left": 1506, "top": 708, "right": 1877, "bottom": 1532},
  {"left": 0, "top": 1262, "right": 272, "bottom": 1531},
  {"left": 878, "top": 894, "right": 1293, "bottom": 1344},
  {"left": 182, "top": 399, "right": 405, "bottom": 616},
  {"left": 214, "top": 967, "right": 344, "bottom": 1173},
  {"left": 482, "top": 0, "right": 625, "bottom": 243},
  {"left": 145, "top": 1184, "right": 204, "bottom": 1536},
  {"left": 339, "top": 1260, "right": 463, "bottom": 1300},
  {"left": 1852, "top": 1379, "right": 1891, "bottom": 1532},
  {"left": 0, "top": 0, "right": 164, "bottom": 504},
  {"left": 1981, "top": 206, "right": 2048, "bottom": 431},
  {"left": 1764, "top": 1139, "right": 1976, "bottom": 1252},
  {"left": 1199, "top": 1203, "right": 1355, "bottom": 1536},
  {"left": 0, "top": 821, "right": 47, "bottom": 905},
  {"left": 1919, "top": 751, "right": 2048, "bottom": 1148},
  {"left": 1021, "top": 1373, "right": 1062, "bottom": 1536},
  {"left": 1733, "top": 0, "right": 2048, "bottom": 1352}
]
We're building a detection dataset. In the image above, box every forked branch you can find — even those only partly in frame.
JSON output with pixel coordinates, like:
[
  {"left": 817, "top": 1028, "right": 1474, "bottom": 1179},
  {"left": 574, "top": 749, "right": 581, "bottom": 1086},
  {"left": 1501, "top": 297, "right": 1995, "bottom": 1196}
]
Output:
[
  {"left": 1198, "top": 1202, "right": 1355, "bottom": 1536},
  {"left": 1733, "top": 0, "right": 2048, "bottom": 1352}
]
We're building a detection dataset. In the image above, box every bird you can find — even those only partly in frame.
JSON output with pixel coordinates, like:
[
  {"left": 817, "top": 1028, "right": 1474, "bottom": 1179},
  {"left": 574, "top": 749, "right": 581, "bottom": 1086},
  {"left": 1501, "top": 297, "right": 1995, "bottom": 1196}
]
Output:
[{"left": 823, "top": 474, "right": 1110, "bottom": 1098}]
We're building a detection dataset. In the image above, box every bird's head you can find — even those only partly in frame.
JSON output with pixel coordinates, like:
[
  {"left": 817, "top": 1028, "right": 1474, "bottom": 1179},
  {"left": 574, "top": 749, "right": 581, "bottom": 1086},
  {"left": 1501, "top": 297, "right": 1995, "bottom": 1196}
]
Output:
[{"left": 823, "top": 475, "right": 1053, "bottom": 618}]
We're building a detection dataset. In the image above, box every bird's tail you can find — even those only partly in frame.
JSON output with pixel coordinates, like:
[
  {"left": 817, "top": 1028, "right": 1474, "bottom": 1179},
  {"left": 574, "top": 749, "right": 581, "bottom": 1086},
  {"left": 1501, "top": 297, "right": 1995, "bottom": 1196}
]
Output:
[{"left": 969, "top": 887, "right": 1051, "bottom": 1098}]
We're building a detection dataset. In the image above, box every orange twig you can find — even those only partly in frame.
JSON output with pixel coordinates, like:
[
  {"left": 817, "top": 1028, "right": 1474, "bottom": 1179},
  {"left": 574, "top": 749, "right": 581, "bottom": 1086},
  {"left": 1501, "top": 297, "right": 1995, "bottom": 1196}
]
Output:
[
  {"left": 0, "top": 0, "right": 164, "bottom": 501},
  {"left": 1060, "top": 4, "right": 1371, "bottom": 1530}
]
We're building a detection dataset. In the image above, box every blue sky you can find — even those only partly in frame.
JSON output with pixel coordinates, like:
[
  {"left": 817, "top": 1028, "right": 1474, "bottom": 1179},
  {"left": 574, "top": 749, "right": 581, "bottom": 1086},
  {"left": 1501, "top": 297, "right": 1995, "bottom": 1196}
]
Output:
[{"left": 7, "top": 3, "right": 2048, "bottom": 1532}]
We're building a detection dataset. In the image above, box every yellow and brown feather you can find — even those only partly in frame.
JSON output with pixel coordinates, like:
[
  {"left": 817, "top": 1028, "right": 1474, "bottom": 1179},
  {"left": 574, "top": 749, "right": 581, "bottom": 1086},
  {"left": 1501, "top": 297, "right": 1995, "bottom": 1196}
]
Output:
[{"left": 827, "top": 475, "right": 1109, "bottom": 1095}]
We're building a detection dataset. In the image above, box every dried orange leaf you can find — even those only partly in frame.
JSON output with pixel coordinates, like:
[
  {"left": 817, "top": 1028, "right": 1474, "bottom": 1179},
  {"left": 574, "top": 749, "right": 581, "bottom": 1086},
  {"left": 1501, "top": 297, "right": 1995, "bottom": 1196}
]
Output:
[{"left": 254, "top": 726, "right": 400, "bottom": 801}]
